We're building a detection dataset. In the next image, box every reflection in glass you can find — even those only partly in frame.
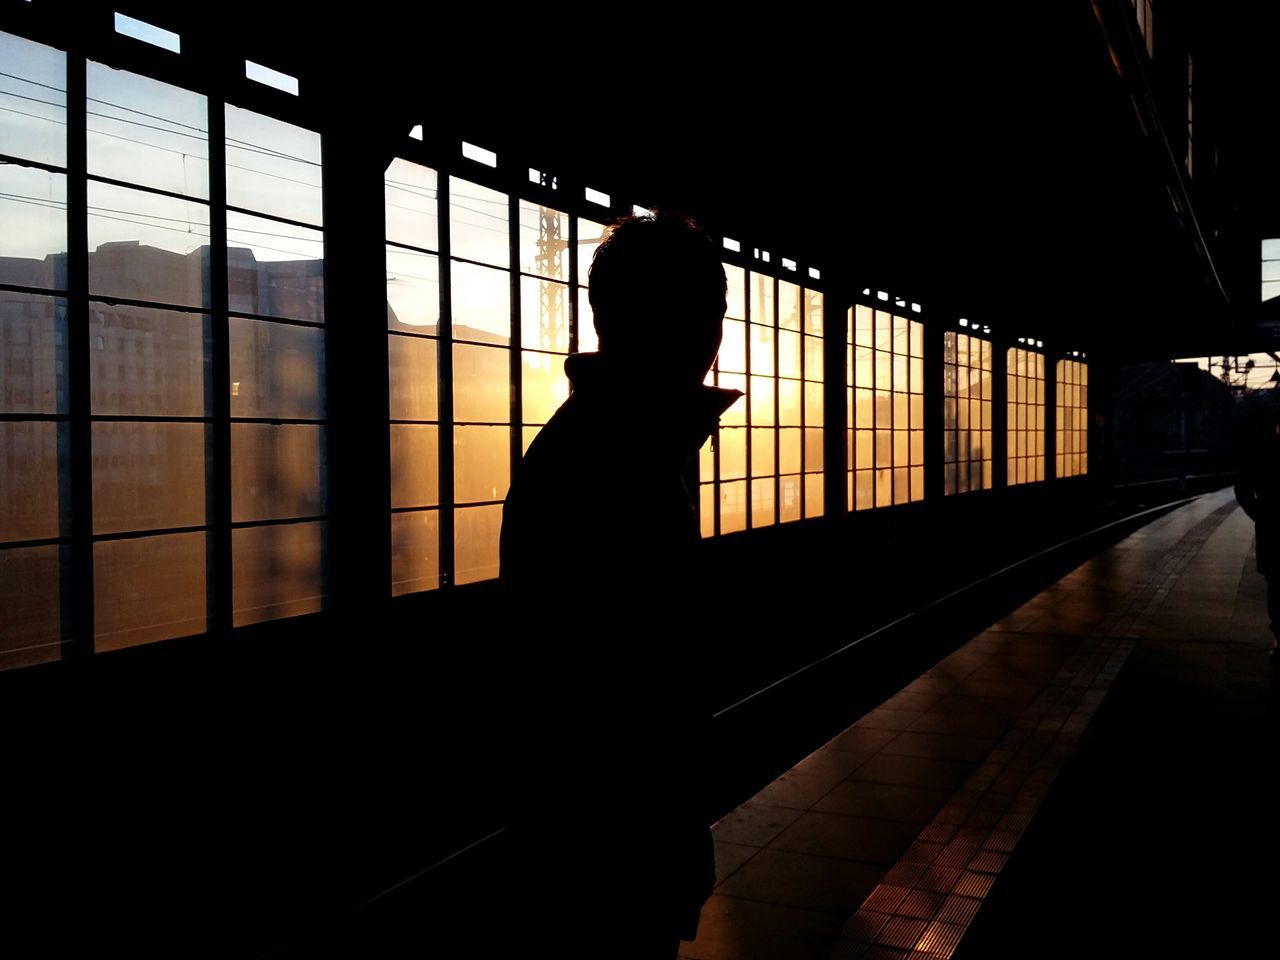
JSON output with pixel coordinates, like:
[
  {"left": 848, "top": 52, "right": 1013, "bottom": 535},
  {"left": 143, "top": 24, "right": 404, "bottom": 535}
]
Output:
[
  {"left": 0, "top": 421, "right": 66, "bottom": 542},
  {"left": 451, "top": 260, "right": 510, "bottom": 344},
  {"left": 389, "top": 334, "right": 438, "bottom": 421},
  {"left": 92, "top": 421, "right": 206, "bottom": 534},
  {"left": 390, "top": 424, "right": 439, "bottom": 508},
  {"left": 87, "top": 63, "right": 209, "bottom": 198},
  {"left": 229, "top": 317, "right": 324, "bottom": 419},
  {"left": 233, "top": 521, "right": 326, "bottom": 626},
  {"left": 0, "top": 32, "right": 67, "bottom": 167},
  {"left": 385, "top": 159, "right": 438, "bottom": 251},
  {"left": 453, "top": 343, "right": 510, "bottom": 422},
  {"left": 227, "top": 210, "right": 324, "bottom": 321},
  {"left": 0, "top": 165, "right": 67, "bottom": 290},
  {"left": 231, "top": 423, "right": 325, "bottom": 522},
  {"left": 521, "top": 276, "right": 569, "bottom": 353},
  {"left": 225, "top": 106, "right": 323, "bottom": 225},
  {"left": 0, "top": 544, "right": 63, "bottom": 669},
  {"left": 522, "top": 351, "right": 568, "bottom": 425},
  {"left": 454, "top": 425, "right": 510, "bottom": 503},
  {"left": 94, "top": 532, "right": 205, "bottom": 650},
  {"left": 3, "top": 292, "right": 68, "bottom": 415},
  {"left": 450, "top": 178, "right": 509, "bottom": 267},
  {"left": 386, "top": 247, "right": 439, "bottom": 333},
  {"left": 91, "top": 304, "right": 208, "bottom": 417},
  {"left": 455, "top": 504, "right": 502, "bottom": 585},
  {"left": 392, "top": 509, "right": 439, "bottom": 595}
]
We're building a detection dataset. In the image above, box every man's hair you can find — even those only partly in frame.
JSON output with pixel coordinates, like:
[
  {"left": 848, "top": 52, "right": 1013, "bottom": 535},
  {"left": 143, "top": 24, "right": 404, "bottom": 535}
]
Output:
[{"left": 587, "top": 212, "right": 727, "bottom": 362}]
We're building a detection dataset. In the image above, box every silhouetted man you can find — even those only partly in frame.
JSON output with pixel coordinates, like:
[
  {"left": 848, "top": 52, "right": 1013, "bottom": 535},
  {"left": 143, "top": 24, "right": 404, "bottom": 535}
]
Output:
[
  {"left": 500, "top": 213, "right": 741, "bottom": 957},
  {"left": 1235, "top": 406, "right": 1280, "bottom": 663}
]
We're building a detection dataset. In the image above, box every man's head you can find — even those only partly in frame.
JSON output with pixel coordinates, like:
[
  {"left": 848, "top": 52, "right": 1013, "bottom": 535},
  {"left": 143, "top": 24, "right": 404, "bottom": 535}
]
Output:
[{"left": 588, "top": 212, "right": 727, "bottom": 386}]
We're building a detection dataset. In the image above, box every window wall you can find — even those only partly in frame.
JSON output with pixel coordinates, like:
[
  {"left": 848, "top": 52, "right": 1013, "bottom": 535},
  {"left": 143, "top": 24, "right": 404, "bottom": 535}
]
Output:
[
  {"left": 1007, "top": 347, "right": 1045, "bottom": 485},
  {"left": 1056, "top": 359, "right": 1088, "bottom": 478},
  {"left": 943, "top": 331, "right": 993, "bottom": 495},
  {"left": 699, "top": 266, "right": 822, "bottom": 536},
  {"left": 848, "top": 305, "right": 924, "bottom": 509}
]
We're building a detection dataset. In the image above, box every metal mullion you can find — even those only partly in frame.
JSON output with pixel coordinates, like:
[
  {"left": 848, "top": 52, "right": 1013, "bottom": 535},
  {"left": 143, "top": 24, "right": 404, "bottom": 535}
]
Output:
[
  {"left": 225, "top": 204, "right": 322, "bottom": 234},
  {"left": 87, "top": 294, "right": 208, "bottom": 316},
  {"left": 390, "top": 506, "right": 442, "bottom": 516},
  {"left": 0, "top": 413, "right": 69, "bottom": 422},
  {"left": 0, "top": 282, "right": 69, "bottom": 298},
  {"left": 65, "top": 38, "right": 92, "bottom": 658},
  {"left": 208, "top": 90, "right": 232, "bottom": 635},
  {"left": 230, "top": 516, "right": 328, "bottom": 529},
  {"left": 772, "top": 276, "right": 780, "bottom": 526},
  {"left": 227, "top": 311, "right": 325, "bottom": 330},
  {"left": 438, "top": 177, "right": 455, "bottom": 587},
  {"left": 744, "top": 269, "right": 753, "bottom": 527},
  {"left": 228, "top": 417, "right": 328, "bottom": 426},
  {"left": 388, "top": 328, "right": 439, "bottom": 344},
  {"left": 385, "top": 238, "right": 440, "bottom": 259},
  {"left": 84, "top": 172, "right": 208, "bottom": 206},
  {"left": 508, "top": 194, "right": 521, "bottom": 492},
  {"left": 568, "top": 214, "right": 579, "bottom": 355},
  {"left": 799, "top": 291, "right": 808, "bottom": 519},
  {"left": 92, "top": 524, "right": 207, "bottom": 543},
  {"left": 712, "top": 360, "right": 721, "bottom": 536},
  {"left": 0, "top": 152, "right": 64, "bottom": 174},
  {"left": 0, "top": 536, "right": 68, "bottom": 551}
]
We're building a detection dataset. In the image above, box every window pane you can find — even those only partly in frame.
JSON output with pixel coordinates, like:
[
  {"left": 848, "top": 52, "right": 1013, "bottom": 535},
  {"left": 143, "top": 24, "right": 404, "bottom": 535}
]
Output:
[
  {"left": 454, "top": 424, "right": 509, "bottom": 503},
  {"left": 779, "top": 379, "right": 802, "bottom": 426},
  {"left": 751, "top": 427, "right": 774, "bottom": 476},
  {"left": 521, "top": 276, "right": 569, "bottom": 353},
  {"left": 720, "top": 480, "right": 747, "bottom": 533},
  {"left": 90, "top": 304, "right": 208, "bottom": 417},
  {"left": 718, "top": 373, "right": 747, "bottom": 426},
  {"left": 386, "top": 246, "right": 439, "bottom": 333},
  {"left": 390, "top": 424, "right": 438, "bottom": 508},
  {"left": 778, "top": 281, "right": 800, "bottom": 330},
  {"left": 522, "top": 351, "right": 568, "bottom": 425},
  {"left": 451, "top": 260, "right": 510, "bottom": 345},
  {"left": 750, "top": 324, "right": 775, "bottom": 376},
  {"left": 0, "top": 544, "right": 64, "bottom": 668},
  {"left": 94, "top": 532, "right": 205, "bottom": 651},
  {"left": 577, "top": 287, "right": 598, "bottom": 352},
  {"left": 455, "top": 503, "right": 501, "bottom": 585},
  {"left": 233, "top": 521, "right": 326, "bottom": 626},
  {"left": 453, "top": 343, "right": 510, "bottom": 423},
  {"left": 719, "top": 319, "right": 747, "bottom": 373},
  {"left": 231, "top": 423, "right": 325, "bottom": 522},
  {"left": 805, "top": 473, "right": 823, "bottom": 517},
  {"left": 751, "top": 477, "right": 775, "bottom": 527},
  {"left": 805, "top": 335, "right": 823, "bottom": 382},
  {"left": 778, "top": 329, "right": 801, "bottom": 379},
  {"left": 0, "top": 32, "right": 66, "bottom": 167},
  {"left": 385, "top": 159, "right": 438, "bottom": 251},
  {"left": 805, "top": 427, "right": 824, "bottom": 472},
  {"left": 780, "top": 475, "right": 802, "bottom": 523},
  {"left": 518, "top": 201, "right": 569, "bottom": 278},
  {"left": 719, "top": 427, "right": 746, "bottom": 481},
  {"left": 0, "top": 166, "right": 67, "bottom": 290},
  {"left": 751, "top": 273, "right": 774, "bottom": 325},
  {"left": 87, "top": 63, "right": 208, "bottom": 198},
  {"left": 3, "top": 292, "right": 68, "bottom": 414},
  {"left": 450, "top": 178, "right": 508, "bottom": 267},
  {"left": 229, "top": 317, "right": 323, "bottom": 419},
  {"left": 389, "top": 334, "right": 438, "bottom": 421},
  {"left": 804, "top": 290, "right": 823, "bottom": 337},
  {"left": 780, "top": 428, "right": 801, "bottom": 474},
  {"left": 700, "top": 484, "right": 714, "bottom": 539},
  {"left": 92, "top": 422, "right": 206, "bottom": 534},
  {"left": 750, "top": 376, "right": 775, "bottom": 425},
  {"left": 805, "top": 381, "right": 823, "bottom": 428},
  {"left": 724, "top": 264, "right": 746, "bottom": 320},
  {"left": 578, "top": 218, "right": 609, "bottom": 284},
  {"left": 391, "top": 509, "right": 439, "bottom": 596},
  {"left": 1, "top": 421, "right": 66, "bottom": 543},
  {"left": 227, "top": 210, "right": 324, "bottom": 322},
  {"left": 225, "top": 106, "right": 322, "bottom": 224}
]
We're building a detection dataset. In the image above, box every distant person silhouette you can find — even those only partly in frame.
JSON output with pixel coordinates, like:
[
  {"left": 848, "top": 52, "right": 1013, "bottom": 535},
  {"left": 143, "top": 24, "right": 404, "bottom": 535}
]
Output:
[
  {"left": 500, "top": 212, "right": 741, "bottom": 957},
  {"left": 1235, "top": 405, "right": 1280, "bottom": 664}
]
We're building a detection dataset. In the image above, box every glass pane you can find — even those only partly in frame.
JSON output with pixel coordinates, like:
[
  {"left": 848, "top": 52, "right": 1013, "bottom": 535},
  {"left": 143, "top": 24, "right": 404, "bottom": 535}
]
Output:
[
  {"left": 751, "top": 427, "right": 774, "bottom": 476},
  {"left": 0, "top": 32, "right": 66, "bottom": 167},
  {"left": 780, "top": 474, "right": 802, "bottom": 523},
  {"left": 750, "top": 324, "right": 775, "bottom": 376},
  {"left": 780, "top": 428, "right": 801, "bottom": 474},
  {"left": 455, "top": 503, "right": 501, "bottom": 585},
  {"left": 450, "top": 178, "right": 508, "bottom": 267},
  {"left": 778, "top": 329, "right": 801, "bottom": 379},
  {"left": 390, "top": 424, "right": 438, "bottom": 508},
  {"left": 805, "top": 473, "right": 823, "bottom": 518},
  {"left": 386, "top": 246, "right": 439, "bottom": 333},
  {"left": 751, "top": 478, "right": 775, "bottom": 527},
  {"left": 805, "top": 427, "right": 824, "bottom": 472},
  {"left": 3, "top": 292, "right": 68, "bottom": 414},
  {"left": 778, "top": 281, "right": 801, "bottom": 330},
  {"left": 724, "top": 264, "right": 746, "bottom": 320},
  {"left": 1, "top": 421, "right": 66, "bottom": 542},
  {"left": 452, "top": 260, "right": 510, "bottom": 345},
  {"left": 700, "top": 484, "right": 714, "bottom": 539},
  {"left": 0, "top": 544, "right": 64, "bottom": 668},
  {"left": 385, "top": 159, "right": 438, "bottom": 251},
  {"left": 91, "top": 304, "right": 208, "bottom": 417},
  {"left": 804, "top": 335, "right": 823, "bottom": 382},
  {"left": 856, "top": 470, "right": 874, "bottom": 510},
  {"left": 518, "top": 201, "right": 569, "bottom": 279},
  {"left": 389, "top": 334, "right": 438, "bottom": 421},
  {"left": 455, "top": 424, "right": 509, "bottom": 503},
  {"left": 804, "top": 289, "right": 823, "bottom": 336},
  {"left": 750, "top": 376, "right": 775, "bottom": 425},
  {"left": 750, "top": 273, "right": 773, "bottom": 325},
  {"left": 719, "top": 427, "right": 746, "bottom": 481},
  {"left": 779, "top": 379, "right": 802, "bottom": 426},
  {"left": 0, "top": 165, "right": 67, "bottom": 290},
  {"left": 233, "top": 521, "right": 326, "bottom": 626},
  {"left": 87, "top": 63, "right": 209, "bottom": 198},
  {"left": 719, "top": 319, "right": 747, "bottom": 373},
  {"left": 227, "top": 210, "right": 324, "bottom": 322},
  {"left": 92, "top": 422, "right": 205, "bottom": 534},
  {"left": 856, "top": 430, "right": 873, "bottom": 469},
  {"left": 231, "top": 423, "right": 325, "bottom": 522},
  {"left": 805, "top": 381, "right": 823, "bottom": 428},
  {"left": 854, "top": 305, "right": 873, "bottom": 347},
  {"left": 578, "top": 218, "right": 609, "bottom": 284},
  {"left": 720, "top": 480, "right": 747, "bottom": 534},
  {"left": 521, "top": 276, "right": 569, "bottom": 353},
  {"left": 225, "top": 106, "right": 323, "bottom": 224},
  {"left": 522, "top": 351, "right": 568, "bottom": 425},
  {"left": 391, "top": 509, "right": 439, "bottom": 596},
  {"left": 576, "top": 287, "right": 598, "bottom": 352},
  {"left": 718, "top": 373, "right": 747, "bottom": 426},
  {"left": 94, "top": 532, "right": 205, "bottom": 651},
  {"left": 229, "top": 317, "right": 324, "bottom": 419},
  {"left": 453, "top": 343, "right": 510, "bottom": 423},
  {"left": 699, "top": 436, "right": 713, "bottom": 482}
]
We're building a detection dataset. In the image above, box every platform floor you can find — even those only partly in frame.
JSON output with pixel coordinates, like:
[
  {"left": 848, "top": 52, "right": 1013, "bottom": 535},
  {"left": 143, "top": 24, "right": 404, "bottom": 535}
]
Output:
[{"left": 679, "top": 488, "right": 1278, "bottom": 959}]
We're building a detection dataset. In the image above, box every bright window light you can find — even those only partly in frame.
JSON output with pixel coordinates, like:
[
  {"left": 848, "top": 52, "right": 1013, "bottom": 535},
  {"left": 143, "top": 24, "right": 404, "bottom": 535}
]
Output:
[
  {"left": 246, "top": 60, "right": 298, "bottom": 96},
  {"left": 723, "top": 237, "right": 741, "bottom": 252},
  {"left": 115, "top": 13, "right": 180, "bottom": 53},
  {"left": 462, "top": 142, "right": 497, "bottom": 167},
  {"left": 409, "top": 125, "right": 424, "bottom": 141},
  {"left": 585, "top": 186, "right": 610, "bottom": 206}
]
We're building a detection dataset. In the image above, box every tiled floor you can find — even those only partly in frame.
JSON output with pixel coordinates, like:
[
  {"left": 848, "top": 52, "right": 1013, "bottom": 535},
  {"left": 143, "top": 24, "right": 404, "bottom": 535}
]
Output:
[{"left": 682, "top": 489, "right": 1255, "bottom": 960}]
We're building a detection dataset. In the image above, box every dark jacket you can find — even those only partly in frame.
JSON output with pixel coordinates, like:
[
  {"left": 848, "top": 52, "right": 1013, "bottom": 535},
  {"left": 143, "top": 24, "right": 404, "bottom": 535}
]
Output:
[{"left": 500, "top": 351, "right": 740, "bottom": 945}]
